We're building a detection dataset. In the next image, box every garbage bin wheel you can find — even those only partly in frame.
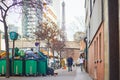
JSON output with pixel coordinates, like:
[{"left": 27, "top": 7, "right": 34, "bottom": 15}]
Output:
[
  {"left": 26, "top": 74, "right": 29, "bottom": 76},
  {"left": 42, "top": 74, "right": 46, "bottom": 76},
  {"left": 20, "top": 74, "right": 23, "bottom": 76},
  {"left": 34, "top": 74, "right": 37, "bottom": 76}
]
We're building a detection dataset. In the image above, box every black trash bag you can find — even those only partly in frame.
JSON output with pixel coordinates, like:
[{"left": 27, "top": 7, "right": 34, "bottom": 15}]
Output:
[{"left": 47, "top": 67, "right": 54, "bottom": 75}]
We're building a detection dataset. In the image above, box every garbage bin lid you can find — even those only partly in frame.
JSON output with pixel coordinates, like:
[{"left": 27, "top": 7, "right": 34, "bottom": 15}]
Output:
[{"left": 25, "top": 50, "right": 34, "bottom": 54}]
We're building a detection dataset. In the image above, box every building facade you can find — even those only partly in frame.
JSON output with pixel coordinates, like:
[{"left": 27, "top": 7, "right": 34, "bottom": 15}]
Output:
[
  {"left": 22, "top": 0, "right": 43, "bottom": 39},
  {"left": 22, "top": 0, "right": 59, "bottom": 40},
  {"left": 85, "top": 0, "right": 104, "bottom": 79},
  {"left": 85, "top": 0, "right": 119, "bottom": 80}
]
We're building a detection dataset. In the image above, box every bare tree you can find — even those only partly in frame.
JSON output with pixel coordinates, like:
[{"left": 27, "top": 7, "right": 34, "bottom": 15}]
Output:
[
  {"left": 34, "top": 21, "right": 59, "bottom": 55},
  {"left": 0, "top": 0, "right": 51, "bottom": 77},
  {"left": 0, "top": 0, "right": 23, "bottom": 77},
  {"left": 34, "top": 21, "right": 60, "bottom": 66},
  {"left": 74, "top": 31, "right": 86, "bottom": 42},
  {"left": 34, "top": 21, "right": 66, "bottom": 52},
  {"left": 50, "top": 38, "right": 65, "bottom": 68},
  {"left": 34, "top": 21, "right": 59, "bottom": 42},
  {"left": 51, "top": 38, "right": 65, "bottom": 54}
]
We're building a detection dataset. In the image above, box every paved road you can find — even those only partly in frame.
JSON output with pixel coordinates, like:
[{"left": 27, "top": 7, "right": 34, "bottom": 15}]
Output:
[{"left": 0, "top": 67, "right": 92, "bottom": 80}]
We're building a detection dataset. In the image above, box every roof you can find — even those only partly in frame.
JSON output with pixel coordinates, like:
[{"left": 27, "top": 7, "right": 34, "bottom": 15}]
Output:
[{"left": 64, "top": 41, "right": 80, "bottom": 49}]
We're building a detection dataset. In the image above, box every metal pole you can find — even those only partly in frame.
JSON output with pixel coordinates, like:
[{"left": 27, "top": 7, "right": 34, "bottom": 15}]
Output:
[
  {"left": 47, "top": 40, "right": 49, "bottom": 66},
  {"left": 52, "top": 48, "right": 55, "bottom": 69},
  {"left": 59, "top": 50, "right": 62, "bottom": 68},
  {"left": 12, "top": 40, "right": 15, "bottom": 75},
  {"left": 12, "top": 40, "right": 15, "bottom": 58}
]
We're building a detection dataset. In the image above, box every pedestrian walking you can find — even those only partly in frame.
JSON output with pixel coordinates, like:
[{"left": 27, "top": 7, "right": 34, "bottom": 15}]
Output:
[
  {"left": 77, "top": 54, "right": 84, "bottom": 71},
  {"left": 67, "top": 55, "right": 73, "bottom": 72},
  {"left": 61, "top": 58, "right": 65, "bottom": 69}
]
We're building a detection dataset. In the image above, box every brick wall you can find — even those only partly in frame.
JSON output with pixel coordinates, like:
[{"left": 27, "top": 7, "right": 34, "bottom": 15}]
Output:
[{"left": 88, "top": 23, "right": 104, "bottom": 80}]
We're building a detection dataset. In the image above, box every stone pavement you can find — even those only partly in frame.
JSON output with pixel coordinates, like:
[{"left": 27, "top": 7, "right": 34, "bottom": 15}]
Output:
[
  {"left": 0, "top": 67, "right": 92, "bottom": 80},
  {"left": 74, "top": 67, "right": 92, "bottom": 80},
  {"left": 55, "top": 67, "right": 92, "bottom": 80}
]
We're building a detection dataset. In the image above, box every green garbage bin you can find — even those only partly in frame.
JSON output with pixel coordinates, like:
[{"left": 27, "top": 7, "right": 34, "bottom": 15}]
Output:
[
  {"left": 18, "top": 50, "right": 25, "bottom": 57},
  {"left": 12, "top": 58, "right": 24, "bottom": 75},
  {"left": 0, "top": 59, "right": 6, "bottom": 75},
  {"left": 25, "top": 59, "right": 37, "bottom": 76},
  {"left": 37, "top": 58, "right": 47, "bottom": 75}
]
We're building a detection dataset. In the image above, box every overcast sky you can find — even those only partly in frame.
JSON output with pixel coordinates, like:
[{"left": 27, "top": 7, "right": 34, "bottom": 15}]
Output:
[
  {"left": 64, "top": 0, "right": 85, "bottom": 41},
  {"left": 0, "top": 0, "right": 85, "bottom": 41}
]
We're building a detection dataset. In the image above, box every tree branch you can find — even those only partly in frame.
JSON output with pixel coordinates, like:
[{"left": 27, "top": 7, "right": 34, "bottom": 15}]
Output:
[
  {"left": 0, "top": 6, "right": 6, "bottom": 11},
  {"left": 0, "top": 19, "right": 3, "bottom": 22},
  {"left": 2, "top": 1, "right": 8, "bottom": 8},
  {"left": 1, "top": 9, "right": 4, "bottom": 18}
]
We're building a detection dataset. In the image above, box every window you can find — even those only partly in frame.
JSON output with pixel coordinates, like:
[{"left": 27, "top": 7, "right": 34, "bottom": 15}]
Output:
[
  {"left": 99, "top": 33, "right": 101, "bottom": 59},
  {"left": 94, "top": 41, "right": 97, "bottom": 61},
  {"left": 91, "top": 0, "right": 96, "bottom": 8},
  {"left": 88, "top": 25, "right": 90, "bottom": 43},
  {"left": 90, "top": 0, "right": 92, "bottom": 16},
  {"left": 93, "top": 0, "right": 96, "bottom": 4},
  {"left": 96, "top": 37, "right": 98, "bottom": 59}
]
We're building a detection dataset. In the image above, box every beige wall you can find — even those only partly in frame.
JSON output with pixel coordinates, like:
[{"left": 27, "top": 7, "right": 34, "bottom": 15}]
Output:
[
  {"left": 9, "top": 40, "right": 80, "bottom": 61},
  {"left": 80, "top": 40, "right": 86, "bottom": 52}
]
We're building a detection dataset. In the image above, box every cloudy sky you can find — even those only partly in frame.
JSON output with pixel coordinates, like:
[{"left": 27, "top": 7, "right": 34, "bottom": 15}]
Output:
[
  {"left": 0, "top": 0, "right": 85, "bottom": 41},
  {"left": 64, "top": 0, "right": 85, "bottom": 41}
]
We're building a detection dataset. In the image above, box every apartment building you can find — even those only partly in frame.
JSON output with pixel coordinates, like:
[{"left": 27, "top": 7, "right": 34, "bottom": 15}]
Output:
[
  {"left": 22, "top": 0, "right": 45, "bottom": 39},
  {"left": 22, "top": 0, "right": 60, "bottom": 40},
  {"left": 42, "top": 1, "right": 57, "bottom": 25},
  {"left": 85, "top": 1, "right": 104, "bottom": 79},
  {"left": 85, "top": 0, "right": 119, "bottom": 80}
]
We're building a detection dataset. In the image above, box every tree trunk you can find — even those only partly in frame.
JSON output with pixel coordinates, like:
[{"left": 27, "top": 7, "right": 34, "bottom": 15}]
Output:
[
  {"left": 52, "top": 48, "right": 55, "bottom": 69},
  {"left": 59, "top": 51, "right": 62, "bottom": 68},
  {"left": 4, "top": 20, "right": 10, "bottom": 78}
]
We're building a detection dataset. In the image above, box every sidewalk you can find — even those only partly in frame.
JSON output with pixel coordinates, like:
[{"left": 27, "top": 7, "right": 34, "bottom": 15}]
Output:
[
  {"left": 74, "top": 67, "right": 92, "bottom": 80},
  {"left": 0, "top": 67, "right": 92, "bottom": 80},
  {"left": 55, "top": 67, "right": 92, "bottom": 80}
]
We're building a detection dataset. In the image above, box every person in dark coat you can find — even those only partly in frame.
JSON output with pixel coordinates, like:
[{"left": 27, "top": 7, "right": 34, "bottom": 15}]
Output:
[{"left": 67, "top": 55, "right": 73, "bottom": 72}]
